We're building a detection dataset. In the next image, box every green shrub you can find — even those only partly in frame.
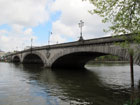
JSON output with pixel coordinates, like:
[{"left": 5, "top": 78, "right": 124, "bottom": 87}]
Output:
[{"left": 124, "top": 99, "right": 140, "bottom": 105}]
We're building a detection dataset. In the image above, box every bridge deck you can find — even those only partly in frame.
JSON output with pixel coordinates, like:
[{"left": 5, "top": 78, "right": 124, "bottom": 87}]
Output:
[{"left": 6, "top": 34, "right": 135, "bottom": 56}]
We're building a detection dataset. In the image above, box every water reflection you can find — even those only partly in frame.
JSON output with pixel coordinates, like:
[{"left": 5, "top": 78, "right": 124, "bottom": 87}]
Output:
[
  {"left": 0, "top": 62, "right": 140, "bottom": 105},
  {"left": 22, "top": 64, "right": 129, "bottom": 105}
]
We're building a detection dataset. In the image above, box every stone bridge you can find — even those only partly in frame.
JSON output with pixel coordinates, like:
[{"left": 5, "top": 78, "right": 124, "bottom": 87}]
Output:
[{"left": 5, "top": 34, "right": 140, "bottom": 69}]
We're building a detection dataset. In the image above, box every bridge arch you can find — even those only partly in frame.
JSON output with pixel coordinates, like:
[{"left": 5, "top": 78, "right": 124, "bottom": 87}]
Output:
[
  {"left": 13, "top": 56, "right": 20, "bottom": 63},
  {"left": 50, "top": 46, "right": 128, "bottom": 69},
  {"left": 22, "top": 52, "right": 45, "bottom": 65},
  {"left": 52, "top": 52, "right": 106, "bottom": 69}
]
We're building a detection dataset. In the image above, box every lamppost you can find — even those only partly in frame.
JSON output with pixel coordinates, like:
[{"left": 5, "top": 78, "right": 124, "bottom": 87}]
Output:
[
  {"left": 48, "top": 31, "right": 52, "bottom": 45},
  {"left": 31, "top": 38, "right": 33, "bottom": 49},
  {"left": 78, "top": 20, "right": 84, "bottom": 40},
  {"left": 16, "top": 46, "right": 18, "bottom": 52},
  {"left": 30, "top": 38, "right": 33, "bottom": 53},
  {"left": 22, "top": 43, "right": 25, "bottom": 50}
]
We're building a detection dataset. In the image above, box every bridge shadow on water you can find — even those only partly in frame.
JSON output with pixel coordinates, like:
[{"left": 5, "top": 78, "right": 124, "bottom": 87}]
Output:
[
  {"left": 23, "top": 64, "right": 44, "bottom": 68},
  {"left": 11, "top": 62, "right": 135, "bottom": 105}
]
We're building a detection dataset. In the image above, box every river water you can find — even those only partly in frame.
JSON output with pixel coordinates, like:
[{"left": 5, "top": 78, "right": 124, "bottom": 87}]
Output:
[{"left": 0, "top": 62, "right": 140, "bottom": 105}]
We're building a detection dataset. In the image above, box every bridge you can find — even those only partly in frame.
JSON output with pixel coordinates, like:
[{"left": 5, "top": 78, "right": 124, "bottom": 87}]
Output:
[{"left": 5, "top": 34, "right": 140, "bottom": 69}]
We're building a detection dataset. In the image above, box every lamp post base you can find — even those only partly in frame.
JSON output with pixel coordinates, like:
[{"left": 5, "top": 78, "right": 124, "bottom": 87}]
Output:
[{"left": 79, "top": 36, "right": 84, "bottom": 41}]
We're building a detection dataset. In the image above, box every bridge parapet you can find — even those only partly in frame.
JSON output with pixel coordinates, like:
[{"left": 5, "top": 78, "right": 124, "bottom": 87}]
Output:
[{"left": 7, "top": 33, "right": 136, "bottom": 56}]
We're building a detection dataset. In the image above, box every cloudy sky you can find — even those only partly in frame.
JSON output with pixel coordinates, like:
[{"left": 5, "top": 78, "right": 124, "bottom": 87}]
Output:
[{"left": 0, "top": 0, "right": 109, "bottom": 52}]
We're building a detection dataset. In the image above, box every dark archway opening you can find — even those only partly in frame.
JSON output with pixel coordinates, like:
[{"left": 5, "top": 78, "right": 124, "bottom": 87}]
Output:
[
  {"left": 13, "top": 56, "right": 20, "bottom": 63},
  {"left": 52, "top": 52, "right": 106, "bottom": 69},
  {"left": 23, "top": 54, "right": 44, "bottom": 66}
]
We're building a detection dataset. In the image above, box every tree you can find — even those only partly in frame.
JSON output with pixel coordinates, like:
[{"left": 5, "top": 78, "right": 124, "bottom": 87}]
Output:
[
  {"left": 88, "top": 0, "right": 140, "bottom": 87},
  {"left": 89, "top": 0, "right": 140, "bottom": 35}
]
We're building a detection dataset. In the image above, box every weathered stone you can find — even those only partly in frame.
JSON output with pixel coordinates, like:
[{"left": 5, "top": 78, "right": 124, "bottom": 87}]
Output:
[{"left": 5, "top": 34, "right": 140, "bottom": 68}]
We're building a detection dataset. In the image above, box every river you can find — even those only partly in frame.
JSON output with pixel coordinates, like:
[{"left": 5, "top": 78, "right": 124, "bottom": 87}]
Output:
[{"left": 0, "top": 62, "right": 140, "bottom": 105}]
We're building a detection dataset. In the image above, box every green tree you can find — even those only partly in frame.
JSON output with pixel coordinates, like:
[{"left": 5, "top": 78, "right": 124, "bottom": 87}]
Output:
[
  {"left": 88, "top": 0, "right": 140, "bottom": 87},
  {"left": 89, "top": 0, "right": 140, "bottom": 35}
]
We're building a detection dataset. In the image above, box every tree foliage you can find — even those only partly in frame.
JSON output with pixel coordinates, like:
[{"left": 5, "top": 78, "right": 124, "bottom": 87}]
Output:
[
  {"left": 124, "top": 98, "right": 140, "bottom": 105},
  {"left": 95, "top": 55, "right": 124, "bottom": 61},
  {"left": 89, "top": 0, "right": 140, "bottom": 36}
]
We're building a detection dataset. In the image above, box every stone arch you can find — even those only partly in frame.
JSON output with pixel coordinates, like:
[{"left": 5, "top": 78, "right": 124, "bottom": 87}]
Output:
[
  {"left": 50, "top": 46, "right": 129, "bottom": 69},
  {"left": 22, "top": 52, "right": 46, "bottom": 65},
  {"left": 12, "top": 56, "right": 20, "bottom": 63}
]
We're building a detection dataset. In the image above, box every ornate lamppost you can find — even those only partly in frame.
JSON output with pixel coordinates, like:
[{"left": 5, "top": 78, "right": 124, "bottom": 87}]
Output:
[
  {"left": 48, "top": 32, "right": 52, "bottom": 45},
  {"left": 78, "top": 20, "right": 84, "bottom": 41},
  {"left": 31, "top": 38, "right": 33, "bottom": 53},
  {"left": 31, "top": 38, "right": 33, "bottom": 49}
]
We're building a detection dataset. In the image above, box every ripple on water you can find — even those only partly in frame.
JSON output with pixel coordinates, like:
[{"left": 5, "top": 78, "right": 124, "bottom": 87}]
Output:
[{"left": 0, "top": 62, "right": 140, "bottom": 105}]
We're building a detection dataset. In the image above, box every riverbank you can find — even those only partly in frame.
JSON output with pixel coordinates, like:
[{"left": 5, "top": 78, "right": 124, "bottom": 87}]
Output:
[{"left": 87, "top": 61, "right": 129, "bottom": 65}]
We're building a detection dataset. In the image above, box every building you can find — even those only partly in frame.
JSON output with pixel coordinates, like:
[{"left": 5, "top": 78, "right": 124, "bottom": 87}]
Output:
[{"left": 0, "top": 50, "right": 5, "bottom": 61}]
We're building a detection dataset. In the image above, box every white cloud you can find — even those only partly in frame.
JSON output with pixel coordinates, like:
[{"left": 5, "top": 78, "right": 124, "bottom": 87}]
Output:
[
  {"left": 1, "top": 35, "right": 9, "bottom": 42},
  {"left": 0, "top": 0, "right": 49, "bottom": 27},
  {"left": 50, "top": 34, "right": 67, "bottom": 44},
  {"left": 24, "top": 28, "right": 33, "bottom": 35},
  {"left": 0, "top": 27, "right": 36, "bottom": 52},
  {"left": 0, "top": 0, "right": 50, "bottom": 51},
  {"left": 52, "top": 21, "right": 75, "bottom": 37},
  {"left": 0, "top": 29, "right": 8, "bottom": 35},
  {"left": 51, "top": 0, "right": 110, "bottom": 43}
]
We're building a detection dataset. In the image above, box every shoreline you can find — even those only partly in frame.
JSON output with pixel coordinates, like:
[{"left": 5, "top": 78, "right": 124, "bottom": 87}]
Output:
[{"left": 87, "top": 61, "right": 129, "bottom": 64}]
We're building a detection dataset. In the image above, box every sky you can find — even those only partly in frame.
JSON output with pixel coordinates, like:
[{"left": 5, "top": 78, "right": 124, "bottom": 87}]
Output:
[{"left": 0, "top": 0, "right": 110, "bottom": 52}]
